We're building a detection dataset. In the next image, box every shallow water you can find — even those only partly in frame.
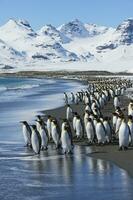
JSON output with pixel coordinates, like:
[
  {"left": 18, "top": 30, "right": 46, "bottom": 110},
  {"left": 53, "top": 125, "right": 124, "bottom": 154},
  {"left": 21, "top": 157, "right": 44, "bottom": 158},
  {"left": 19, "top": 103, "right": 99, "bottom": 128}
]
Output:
[
  {"left": 0, "top": 143, "right": 133, "bottom": 200},
  {"left": 0, "top": 77, "right": 133, "bottom": 200}
]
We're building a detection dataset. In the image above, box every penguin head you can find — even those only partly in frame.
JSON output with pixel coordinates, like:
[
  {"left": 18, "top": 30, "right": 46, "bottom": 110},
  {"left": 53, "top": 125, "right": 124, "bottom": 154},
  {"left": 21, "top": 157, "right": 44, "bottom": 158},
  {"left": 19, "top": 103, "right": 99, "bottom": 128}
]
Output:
[
  {"left": 76, "top": 115, "right": 80, "bottom": 120},
  {"left": 52, "top": 119, "right": 57, "bottom": 126},
  {"left": 96, "top": 118, "right": 101, "bottom": 123},
  {"left": 20, "top": 121, "right": 27, "bottom": 125},
  {"left": 103, "top": 116, "right": 109, "bottom": 121},
  {"left": 88, "top": 118, "right": 92, "bottom": 122},
  {"left": 73, "top": 112, "right": 78, "bottom": 116},
  {"left": 64, "top": 124, "right": 69, "bottom": 131},
  {"left": 112, "top": 112, "right": 118, "bottom": 116},
  {"left": 61, "top": 118, "right": 68, "bottom": 123},
  {"left": 31, "top": 125, "right": 37, "bottom": 131},
  {"left": 36, "top": 115, "right": 42, "bottom": 120},
  {"left": 36, "top": 120, "right": 43, "bottom": 127},
  {"left": 128, "top": 115, "right": 133, "bottom": 121},
  {"left": 130, "top": 99, "right": 133, "bottom": 103},
  {"left": 115, "top": 106, "right": 120, "bottom": 111},
  {"left": 85, "top": 110, "right": 89, "bottom": 114},
  {"left": 93, "top": 114, "right": 98, "bottom": 119},
  {"left": 47, "top": 115, "right": 51, "bottom": 119}
]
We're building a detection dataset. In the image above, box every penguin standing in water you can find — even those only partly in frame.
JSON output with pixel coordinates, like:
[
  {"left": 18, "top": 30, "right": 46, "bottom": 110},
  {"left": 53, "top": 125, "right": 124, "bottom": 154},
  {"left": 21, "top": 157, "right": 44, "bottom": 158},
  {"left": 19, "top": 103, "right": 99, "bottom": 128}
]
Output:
[
  {"left": 61, "top": 119, "right": 74, "bottom": 147},
  {"left": 66, "top": 104, "right": 73, "bottom": 121},
  {"left": 61, "top": 124, "right": 72, "bottom": 154},
  {"left": 31, "top": 125, "right": 41, "bottom": 154},
  {"left": 118, "top": 118, "right": 130, "bottom": 150},
  {"left": 38, "top": 120, "right": 48, "bottom": 150},
  {"left": 86, "top": 118, "right": 95, "bottom": 143},
  {"left": 46, "top": 115, "right": 52, "bottom": 140},
  {"left": 51, "top": 119, "right": 61, "bottom": 149},
  {"left": 127, "top": 115, "right": 133, "bottom": 146},
  {"left": 75, "top": 115, "right": 83, "bottom": 139},
  {"left": 20, "top": 121, "right": 32, "bottom": 147},
  {"left": 95, "top": 119, "right": 106, "bottom": 144},
  {"left": 64, "top": 92, "right": 68, "bottom": 104}
]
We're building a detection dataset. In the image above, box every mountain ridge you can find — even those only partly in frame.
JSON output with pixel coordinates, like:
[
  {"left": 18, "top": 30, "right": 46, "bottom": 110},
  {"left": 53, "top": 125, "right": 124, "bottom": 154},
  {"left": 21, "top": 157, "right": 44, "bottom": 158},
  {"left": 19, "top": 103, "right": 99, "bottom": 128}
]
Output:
[{"left": 0, "top": 18, "right": 133, "bottom": 72}]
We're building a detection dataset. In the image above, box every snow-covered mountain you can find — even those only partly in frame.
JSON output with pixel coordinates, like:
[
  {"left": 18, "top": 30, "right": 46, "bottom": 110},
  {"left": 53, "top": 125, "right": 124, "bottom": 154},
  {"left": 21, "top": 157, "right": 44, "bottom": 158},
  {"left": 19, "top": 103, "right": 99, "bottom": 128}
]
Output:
[
  {"left": 0, "top": 18, "right": 133, "bottom": 72},
  {"left": 38, "top": 24, "right": 71, "bottom": 43},
  {"left": 58, "top": 19, "right": 90, "bottom": 38}
]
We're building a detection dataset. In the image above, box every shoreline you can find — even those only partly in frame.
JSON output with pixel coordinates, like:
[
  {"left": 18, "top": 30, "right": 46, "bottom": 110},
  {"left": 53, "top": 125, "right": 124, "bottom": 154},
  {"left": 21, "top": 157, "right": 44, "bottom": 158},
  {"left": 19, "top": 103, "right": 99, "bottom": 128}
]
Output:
[
  {"left": 42, "top": 82, "right": 133, "bottom": 177},
  {"left": 1, "top": 73, "right": 133, "bottom": 177}
]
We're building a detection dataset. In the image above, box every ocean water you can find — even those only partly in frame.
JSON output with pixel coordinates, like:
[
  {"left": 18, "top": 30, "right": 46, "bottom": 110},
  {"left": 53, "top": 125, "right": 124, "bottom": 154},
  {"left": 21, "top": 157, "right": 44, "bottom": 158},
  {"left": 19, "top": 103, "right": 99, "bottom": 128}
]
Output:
[
  {"left": 0, "top": 77, "right": 86, "bottom": 141},
  {"left": 0, "top": 77, "right": 133, "bottom": 200}
]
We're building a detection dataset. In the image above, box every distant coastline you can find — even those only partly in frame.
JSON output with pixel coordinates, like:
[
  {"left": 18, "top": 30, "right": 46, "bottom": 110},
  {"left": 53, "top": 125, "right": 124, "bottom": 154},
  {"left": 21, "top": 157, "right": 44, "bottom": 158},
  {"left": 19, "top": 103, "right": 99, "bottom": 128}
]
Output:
[{"left": 0, "top": 70, "right": 133, "bottom": 79}]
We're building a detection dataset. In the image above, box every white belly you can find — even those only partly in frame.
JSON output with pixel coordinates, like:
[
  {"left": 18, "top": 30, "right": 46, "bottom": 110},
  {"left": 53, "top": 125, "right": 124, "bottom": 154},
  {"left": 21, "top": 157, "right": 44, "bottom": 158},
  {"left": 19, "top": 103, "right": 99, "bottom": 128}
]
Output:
[
  {"left": 51, "top": 126, "right": 59, "bottom": 145},
  {"left": 31, "top": 132, "right": 40, "bottom": 154},
  {"left": 40, "top": 128, "right": 48, "bottom": 147},
  {"left": 119, "top": 123, "right": 129, "bottom": 147},
  {"left": 23, "top": 125, "right": 31, "bottom": 145},
  {"left": 96, "top": 123, "right": 106, "bottom": 143},
  {"left": 61, "top": 131, "right": 71, "bottom": 152},
  {"left": 86, "top": 122, "right": 94, "bottom": 141}
]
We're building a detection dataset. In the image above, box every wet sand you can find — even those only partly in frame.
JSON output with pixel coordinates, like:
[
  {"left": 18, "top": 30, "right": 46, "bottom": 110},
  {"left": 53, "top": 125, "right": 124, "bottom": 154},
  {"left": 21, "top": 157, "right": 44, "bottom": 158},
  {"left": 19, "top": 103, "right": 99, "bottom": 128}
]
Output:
[{"left": 43, "top": 92, "right": 133, "bottom": 177}]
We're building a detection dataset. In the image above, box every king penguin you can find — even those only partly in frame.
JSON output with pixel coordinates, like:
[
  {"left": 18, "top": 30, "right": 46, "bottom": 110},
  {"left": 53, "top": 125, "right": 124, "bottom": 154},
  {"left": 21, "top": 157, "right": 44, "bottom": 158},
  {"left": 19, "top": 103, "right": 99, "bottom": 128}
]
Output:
[
  {"left": 31, "top": 125, "right": 41, "bottom": 154},
  {"left": 61, "top": 124, "right": 72, "bottom": 154},
  {"left": 95, "top": 119, "right": 106, "bottom": 144},
  {"left": 84, "top": 110, "right": 90, "bottom": 131},
  {"left": 86, "top": 118, "right": 95, "bottom": 144},
  {"left": 112, "top": 112, "right": 118, "bottom": 132},
  {"left": 103, "top": 117, "right": 112, "bottom": 143},
  {"left": 46, "top": 115, "right": 52, "bottom": 140},
  {"left": 75, "top": 115, "right": 83, "bottom": 139},
  {"left": 38, "top": 120, "right": 48, "bottom": 150},
  {"left": 73, "top": 112, "right": 78, "bottom": 132},
  {"left": 51, "top": 119, "right": 61, "bottom": 149},
  {"left": 118, "top": 118, "right": 129, "bottom": 150},
  {"left": 66, "top": 104, "right": 73, "bottom": 121},
  {"left": 20, "top": 121, "right": 32, "bottom": 147}
]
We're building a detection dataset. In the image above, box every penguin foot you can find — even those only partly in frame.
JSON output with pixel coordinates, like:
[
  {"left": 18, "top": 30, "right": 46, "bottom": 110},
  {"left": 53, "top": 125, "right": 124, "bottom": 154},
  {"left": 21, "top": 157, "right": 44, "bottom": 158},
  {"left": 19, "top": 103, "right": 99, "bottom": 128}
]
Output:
[
  {"left": 41, "top": 146, "right": 48, "bottom": 150},
  {"left": 118, "top": 147, "right": 122, "bottom": 151},
  {"left": 124, "top": 146, "right": 128, "bottom": 151},
  {"left": 68, "top": 150, "right": 73, "bottom": 155}
]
